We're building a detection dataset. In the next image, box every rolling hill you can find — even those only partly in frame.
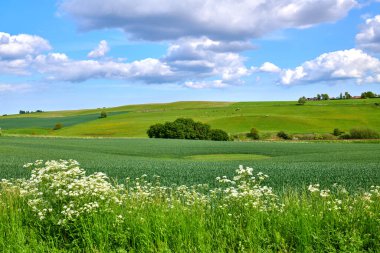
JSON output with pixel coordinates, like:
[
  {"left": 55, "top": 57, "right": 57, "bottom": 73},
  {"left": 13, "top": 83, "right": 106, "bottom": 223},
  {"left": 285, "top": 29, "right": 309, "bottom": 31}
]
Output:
[{"left": 1, "top": 99, "right": 380, "bottom": 137}]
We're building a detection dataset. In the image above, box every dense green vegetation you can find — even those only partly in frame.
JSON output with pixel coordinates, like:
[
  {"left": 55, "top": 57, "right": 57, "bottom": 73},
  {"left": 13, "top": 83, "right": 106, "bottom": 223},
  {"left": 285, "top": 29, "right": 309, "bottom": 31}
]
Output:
[
  {"left": 1, "top": 159, "right": 379, "bottom": 252},
  {"left": 1, "top": 136, "right": 380, "bottom": 191},
  {"left": 1, "top": 99, "right": 380, "bottom": 137},
  {"left": 147, "top": 118, "right": 229, "bottom": 141}
]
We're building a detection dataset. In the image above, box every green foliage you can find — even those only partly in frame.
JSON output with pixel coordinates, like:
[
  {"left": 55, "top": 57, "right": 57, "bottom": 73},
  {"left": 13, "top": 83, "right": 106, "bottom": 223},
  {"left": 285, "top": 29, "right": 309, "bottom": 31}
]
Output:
[
  {"left": 321, "top": 93, "right": 329, "bottom": 100},
  {"left": 361, "top": 91, "right": 377, "bottom": 99},
  {"left": 99, "top": 111, "right": 107, "bottom": 118},
  {"left": 277, "top": 131, "right": 291, "bottom": 140},
  {"left": 333, "top": 128, "right": 344, "bottom": 136},
  {"left": 209, "top": 129, "right": 229, "bottom": 141},
  {"left": 297, "top": 96, "right": 306, "bottom": 105},
  {"left": 1, "top": 162, "right": 380, "bottom": 252},
  {"left": 147, "top": 118, "right": 228, "bottom": 141},
  {"left": 53, "top": 123, "right": 63, "bottom": 130},
  {"left": 349, "top": 128, "right": 379, "bottom": 139},
  {"left": 248, "top": 127, "right": 260, "bottom": 140}
]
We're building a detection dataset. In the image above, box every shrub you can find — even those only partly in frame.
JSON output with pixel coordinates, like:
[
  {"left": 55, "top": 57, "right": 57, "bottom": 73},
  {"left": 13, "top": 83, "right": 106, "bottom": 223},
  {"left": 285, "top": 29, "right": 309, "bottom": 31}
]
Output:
[
  {"left": 99, "top": 111, "right": 107, "bottom": 118},
  {"left": 209, "top": 129, "right": 229, "bottom": 141},
  {"left": 277, "top": 131, "right": 291, "bottom": 140},
  {"left": 333, "top": 128, "right": 344, "bottom": 136},
  {"left": 248, "top": 128, "right": 260, "bottom": 140},
  {"left": 297, "top": 96, "right": 306, "bottom": 105},
  {"left": 349, "top": 128, "right": 379, "bottom": 139},
  {"left": 53, "top": 123, "right": 63, "bottom": 130}
]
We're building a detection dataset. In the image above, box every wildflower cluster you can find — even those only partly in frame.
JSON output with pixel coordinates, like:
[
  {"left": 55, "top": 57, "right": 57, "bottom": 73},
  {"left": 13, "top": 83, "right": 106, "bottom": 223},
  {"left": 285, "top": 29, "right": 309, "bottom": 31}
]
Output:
[
  {"left": 213, "top": 165, "right": 282, "bottom": 212},
  {"left": 18, "top": 160, "right": 123, "bottom": 225}
]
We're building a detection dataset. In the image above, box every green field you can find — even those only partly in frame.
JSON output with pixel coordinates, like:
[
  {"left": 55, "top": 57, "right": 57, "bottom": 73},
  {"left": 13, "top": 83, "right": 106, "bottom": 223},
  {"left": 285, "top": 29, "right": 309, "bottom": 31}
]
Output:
[
  {"left": 1, "top": 99, "right": 380, "bottom": 137},
  {"left": 1, "top": 136, "right": 379, "bottom": 191}
]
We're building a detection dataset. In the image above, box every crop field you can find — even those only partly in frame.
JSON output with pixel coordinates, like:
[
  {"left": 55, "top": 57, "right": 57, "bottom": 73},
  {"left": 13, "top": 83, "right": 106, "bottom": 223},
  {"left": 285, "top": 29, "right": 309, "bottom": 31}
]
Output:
[
  {"left": 1, "top": 136, "right": 379, "bottom": 191},
  {"left": 1, "top": 99, "right": 380, "bottom": 137},
  {"left": 1, "top": 136, "right": 380, "bottom": 251}
]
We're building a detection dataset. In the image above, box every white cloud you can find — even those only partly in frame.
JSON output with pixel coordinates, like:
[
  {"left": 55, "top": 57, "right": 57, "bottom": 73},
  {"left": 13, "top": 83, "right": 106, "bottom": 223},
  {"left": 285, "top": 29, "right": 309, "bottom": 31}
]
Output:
[
  {"left": 356, "top": 15, "right": 380, "bottom": 53},
  {"left": 280, "top": 49, "right": 380, "bottom": 85},
  {"left": 88, "top": 40, "right": 109, "bottom": 58},
  {"left": 60, "top": 0, "right": 357, "bottom": 41},
  {"left": 165, "top": 37, "right": 250, "bottom": 83},
  {"left": 0, "top": 83, "right": 31, "bottom": 92},
  {"left": 34, "top": 53, "right": 174, "bottom": 83},
  {"left": 258, "top": 62, "right": 281, "bottom": 73},
  {"left": 0, "top": 32, "right": 51, "bottom": 59}
]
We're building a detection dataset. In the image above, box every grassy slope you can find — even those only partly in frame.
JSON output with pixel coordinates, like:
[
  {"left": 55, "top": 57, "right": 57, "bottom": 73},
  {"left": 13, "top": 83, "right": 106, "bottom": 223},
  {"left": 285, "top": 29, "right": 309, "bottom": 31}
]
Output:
[{"left": 1, "top": 99, "right": 380, "bottom": 137}]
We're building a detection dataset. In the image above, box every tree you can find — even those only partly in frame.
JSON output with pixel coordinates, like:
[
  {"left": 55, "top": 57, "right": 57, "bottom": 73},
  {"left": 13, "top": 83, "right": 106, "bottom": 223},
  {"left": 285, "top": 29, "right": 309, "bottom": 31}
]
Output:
[
  {"left": 248, "top": 128, "right": 259, "bottom": 140},
  {"left": 317, "top": 94, "right": 321, "bottom": 100},
  {"left": 339, "top": 93, "right": 343, "bottom": 99},
  {"left": 321, "top": 94, "right": 329, "bottom": 100},
  {"left": 361, "top": 91, "right": 377, "bottom": 99},
  {"left": 333, "top": 128, "right": 344, "bottom": 136},
  {"left": 297, "top": 96, "right": 306, "bottom": 105},
  {"left": 147, "top": 118, "right": 229, "bottom": 141},
  {"left": 344, "top": 91, "right": 351, "bottom": 99},
  {"left": 99, "top": 111, "right": 107, "bottom": 118},
  {"left": 209, "top": 129, "right": 229, "bottom": 141}
]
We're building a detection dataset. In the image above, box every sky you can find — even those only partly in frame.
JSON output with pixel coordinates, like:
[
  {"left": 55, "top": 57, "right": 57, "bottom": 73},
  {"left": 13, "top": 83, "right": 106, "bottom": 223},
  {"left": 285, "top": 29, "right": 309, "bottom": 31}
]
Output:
[{"left": 1, "top": 0, "right": 380, "bottom": 114}]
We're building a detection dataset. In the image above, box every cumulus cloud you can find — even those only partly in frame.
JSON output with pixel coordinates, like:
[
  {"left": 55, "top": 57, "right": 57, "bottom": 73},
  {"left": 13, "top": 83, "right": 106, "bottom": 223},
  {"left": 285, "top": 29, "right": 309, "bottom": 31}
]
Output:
[
  {"left": 356, "top": 15, "right": 380, "bottom": 53},
  {"left": 88, "top": 40, "right": 109, "bottom": 58},
  {"left": 165, "top": 37, "right": 250, "bottom": 83},
  {"left": 34, "top": 53, "right": 174, "bottom": 83},
  {"left": 258, "top": 62, "right": 282, "bottom": 73},
  {"left": 0, "top": 32, "right": 51, "bottom": 60},
  {"left": 280, "top": 49, "right": 380, "bottom": 85},
  {"left": 60, "top": 0, "right": 357, "bottom": 41}
]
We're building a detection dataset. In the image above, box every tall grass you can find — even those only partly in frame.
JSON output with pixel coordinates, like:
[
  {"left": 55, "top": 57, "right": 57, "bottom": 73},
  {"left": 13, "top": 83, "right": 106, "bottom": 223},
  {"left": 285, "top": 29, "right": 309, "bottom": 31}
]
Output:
[{"left": 1, "top": 160, "right": 379, "bottom": 252}]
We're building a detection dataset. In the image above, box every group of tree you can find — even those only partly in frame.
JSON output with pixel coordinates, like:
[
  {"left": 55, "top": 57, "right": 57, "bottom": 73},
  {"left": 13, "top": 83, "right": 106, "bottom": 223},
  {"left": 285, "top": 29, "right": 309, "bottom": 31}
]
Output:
[
  {"left": 147, "top": 118, "right": 229, "bottom": 141},
  {"left": 361, "top": 91, "right": 377, "bottom": 99},
  {"left": 333, "top": 127, "right": 379, "bottom": 139},
  {"left": 19, "top": 110, "right": 43, "bottom": 114}
]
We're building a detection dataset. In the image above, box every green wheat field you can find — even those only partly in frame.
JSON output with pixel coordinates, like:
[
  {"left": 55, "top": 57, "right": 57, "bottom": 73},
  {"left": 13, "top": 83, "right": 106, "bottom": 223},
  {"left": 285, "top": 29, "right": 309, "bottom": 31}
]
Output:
[{"left": 1, "top": 100, "right": 380, "bottom": 252}]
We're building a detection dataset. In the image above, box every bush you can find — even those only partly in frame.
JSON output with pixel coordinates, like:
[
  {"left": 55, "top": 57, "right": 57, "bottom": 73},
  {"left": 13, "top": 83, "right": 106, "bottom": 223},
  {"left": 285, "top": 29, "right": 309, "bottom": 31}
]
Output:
[
  {"left": 99, "top": 111, "right": 107, "bottom": 118},
  {"left": 147, "top": 118, "right": 229, "bottom": 141},
  {"left": 277, "top": 131, "right": 291, "bottom": 140},
  {"left": 248, "top": 128, "right": 260, "bottom": 140},
  {"left": 53, "top": 123, "right": 63, "bottom": 130},
  {"left": 333, "top": 128, "right": 344, "bottom": 136},
  {"left": 349, "top": 128, "right": 379, "bottom": 139},
  {"left": 297, "top": 96, "right": 306, "bottom": 105},
  {"left": 209, "top": 129, "right": 229, "bottom": 141}
]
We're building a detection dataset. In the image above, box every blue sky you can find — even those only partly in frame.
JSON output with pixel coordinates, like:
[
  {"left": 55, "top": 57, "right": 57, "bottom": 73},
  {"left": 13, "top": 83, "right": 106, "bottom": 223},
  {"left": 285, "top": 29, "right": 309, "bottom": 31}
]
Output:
[{"left": 1, "top": 0, "right": 380, "bottom": 114}]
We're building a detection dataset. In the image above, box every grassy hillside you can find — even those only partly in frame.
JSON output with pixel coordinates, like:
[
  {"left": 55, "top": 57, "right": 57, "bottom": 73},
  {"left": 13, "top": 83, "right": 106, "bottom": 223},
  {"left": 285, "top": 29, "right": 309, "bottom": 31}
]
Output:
[{"left": 1, "top": 99, "right": 380, "bottom": 137}]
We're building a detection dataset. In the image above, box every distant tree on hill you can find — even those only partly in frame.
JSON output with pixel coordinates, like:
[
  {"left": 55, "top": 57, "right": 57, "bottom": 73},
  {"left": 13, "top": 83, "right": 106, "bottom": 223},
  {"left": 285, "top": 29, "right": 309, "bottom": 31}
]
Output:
[
  {"left": 100, "top": 111, "right": 107, "bottom": 118},
  {"left": 361, "top": 91, "right": 377, "bottom": 99},
  {"left": 344, "top": 91, "right": 352, "bottom": 99},
  {"left": 147, "top": 118, "right": 229, "bottom": 141},
  {"left": 209, "top": 129, "right": 229, "bottom": 141},
  {"left": 321, "top": 94, "right": 329, "bottom": 100},
  {"left": 248, "top": 128, "right": 260, "bottom": 140},
  {"left": 317, "top": 94, "right": 321, "bottom": 100},
  {"left": 297, "top": 96, "right": 306, "bottom": 105}
]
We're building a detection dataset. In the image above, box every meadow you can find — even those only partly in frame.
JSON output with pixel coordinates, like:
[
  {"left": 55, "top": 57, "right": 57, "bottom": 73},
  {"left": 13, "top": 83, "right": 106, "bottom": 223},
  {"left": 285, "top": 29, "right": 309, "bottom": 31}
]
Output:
[{"left": 1, "top": 99, "right": 380, "bottom": 137}]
